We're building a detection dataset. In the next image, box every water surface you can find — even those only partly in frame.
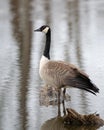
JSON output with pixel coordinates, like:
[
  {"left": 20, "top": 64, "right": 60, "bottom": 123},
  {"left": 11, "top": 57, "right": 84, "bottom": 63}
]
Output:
[{"left": 0, "top": 0, "right": 104, "bottom": 130}]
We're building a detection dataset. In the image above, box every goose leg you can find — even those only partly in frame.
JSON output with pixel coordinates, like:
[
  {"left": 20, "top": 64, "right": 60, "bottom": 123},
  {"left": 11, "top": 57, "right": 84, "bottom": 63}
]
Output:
[
  {"left": 58, "top": 89, "right": 61, "bottom": 117},
  {"left": 62, "top": 88, "right": 66, "bottom": 116}
]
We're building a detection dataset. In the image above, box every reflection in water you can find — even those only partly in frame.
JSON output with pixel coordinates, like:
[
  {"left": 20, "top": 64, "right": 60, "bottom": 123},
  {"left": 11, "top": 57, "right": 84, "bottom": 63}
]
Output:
[
  {"left": 39, "top": 85, "right": 71, "bottom": 106},
  {"left": 41, "top": 117, "right": 99, "bottom": 130},
  {"left": 10, "top": 0, "right": 32, "bottom": 130}
]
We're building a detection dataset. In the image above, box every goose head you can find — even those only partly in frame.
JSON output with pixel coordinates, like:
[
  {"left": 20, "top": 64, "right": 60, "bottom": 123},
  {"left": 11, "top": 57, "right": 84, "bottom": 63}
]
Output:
[{"left": 34, "top": 25, "right": 50, "bottom": 34}]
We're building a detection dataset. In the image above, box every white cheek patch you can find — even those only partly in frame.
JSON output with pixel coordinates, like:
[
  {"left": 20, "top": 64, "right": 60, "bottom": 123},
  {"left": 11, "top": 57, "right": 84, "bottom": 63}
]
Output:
[{"left": 43, "top": 27, "right": 49, "bottom": 33}]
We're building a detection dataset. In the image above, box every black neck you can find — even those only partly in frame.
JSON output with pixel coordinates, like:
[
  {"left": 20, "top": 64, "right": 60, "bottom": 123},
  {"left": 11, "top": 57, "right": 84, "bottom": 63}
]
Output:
[{"left": 43, "top": 28, "right": 51, "bottom": 59}]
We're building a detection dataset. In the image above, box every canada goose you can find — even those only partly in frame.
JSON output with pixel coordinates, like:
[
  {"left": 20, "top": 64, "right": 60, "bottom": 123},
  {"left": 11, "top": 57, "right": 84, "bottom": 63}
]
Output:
[{"left": 34, "top": 25, "right": 99, "bottom": 117}]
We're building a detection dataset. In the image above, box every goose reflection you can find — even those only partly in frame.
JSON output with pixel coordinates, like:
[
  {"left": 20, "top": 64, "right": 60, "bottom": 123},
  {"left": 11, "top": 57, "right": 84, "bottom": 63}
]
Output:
[
  {"left": 40, "top": 117, "right": 99, "bottom": 130},
  {"left": 39, "top": 85, "right": 70, "bottom": 107}
]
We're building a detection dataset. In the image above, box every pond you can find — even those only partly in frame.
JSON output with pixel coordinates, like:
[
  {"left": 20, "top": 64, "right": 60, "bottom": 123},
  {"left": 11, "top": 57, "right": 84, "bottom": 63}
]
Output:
[{"left": 0, "top": 0, "right": 104, "bottom": 130}]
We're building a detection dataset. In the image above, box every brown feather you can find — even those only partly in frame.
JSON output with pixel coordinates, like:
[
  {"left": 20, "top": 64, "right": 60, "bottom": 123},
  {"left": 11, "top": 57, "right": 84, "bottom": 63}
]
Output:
[{"left": 42, "top": 60, "right": 99, "bottom": 94}]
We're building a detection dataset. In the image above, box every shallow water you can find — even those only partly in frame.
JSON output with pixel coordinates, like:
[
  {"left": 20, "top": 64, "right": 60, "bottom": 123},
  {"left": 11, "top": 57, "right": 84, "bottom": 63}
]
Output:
[{"left": 0, "top": 0, "right": 104, "bottom": 130}]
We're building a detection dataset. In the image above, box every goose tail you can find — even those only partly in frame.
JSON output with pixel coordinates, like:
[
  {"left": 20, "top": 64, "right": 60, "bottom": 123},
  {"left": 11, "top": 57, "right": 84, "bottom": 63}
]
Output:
[{"left": 65, "top": 74, "right": 99, "bottom": 95}]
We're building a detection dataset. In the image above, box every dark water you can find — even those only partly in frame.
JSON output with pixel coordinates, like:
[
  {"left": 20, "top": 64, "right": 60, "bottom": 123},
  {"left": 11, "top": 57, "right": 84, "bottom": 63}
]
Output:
[{"left": 0, "top": 0, "right": 104, "bottom": 130}]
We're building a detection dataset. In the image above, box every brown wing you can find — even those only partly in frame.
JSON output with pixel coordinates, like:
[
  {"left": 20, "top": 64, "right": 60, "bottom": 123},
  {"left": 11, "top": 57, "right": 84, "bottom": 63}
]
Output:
[
  {"left": 46, "top": 61, "right": 99, "bottom": 95},
  {"left": 46, "top": 61, "right": 78, "bottom": 80}
]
